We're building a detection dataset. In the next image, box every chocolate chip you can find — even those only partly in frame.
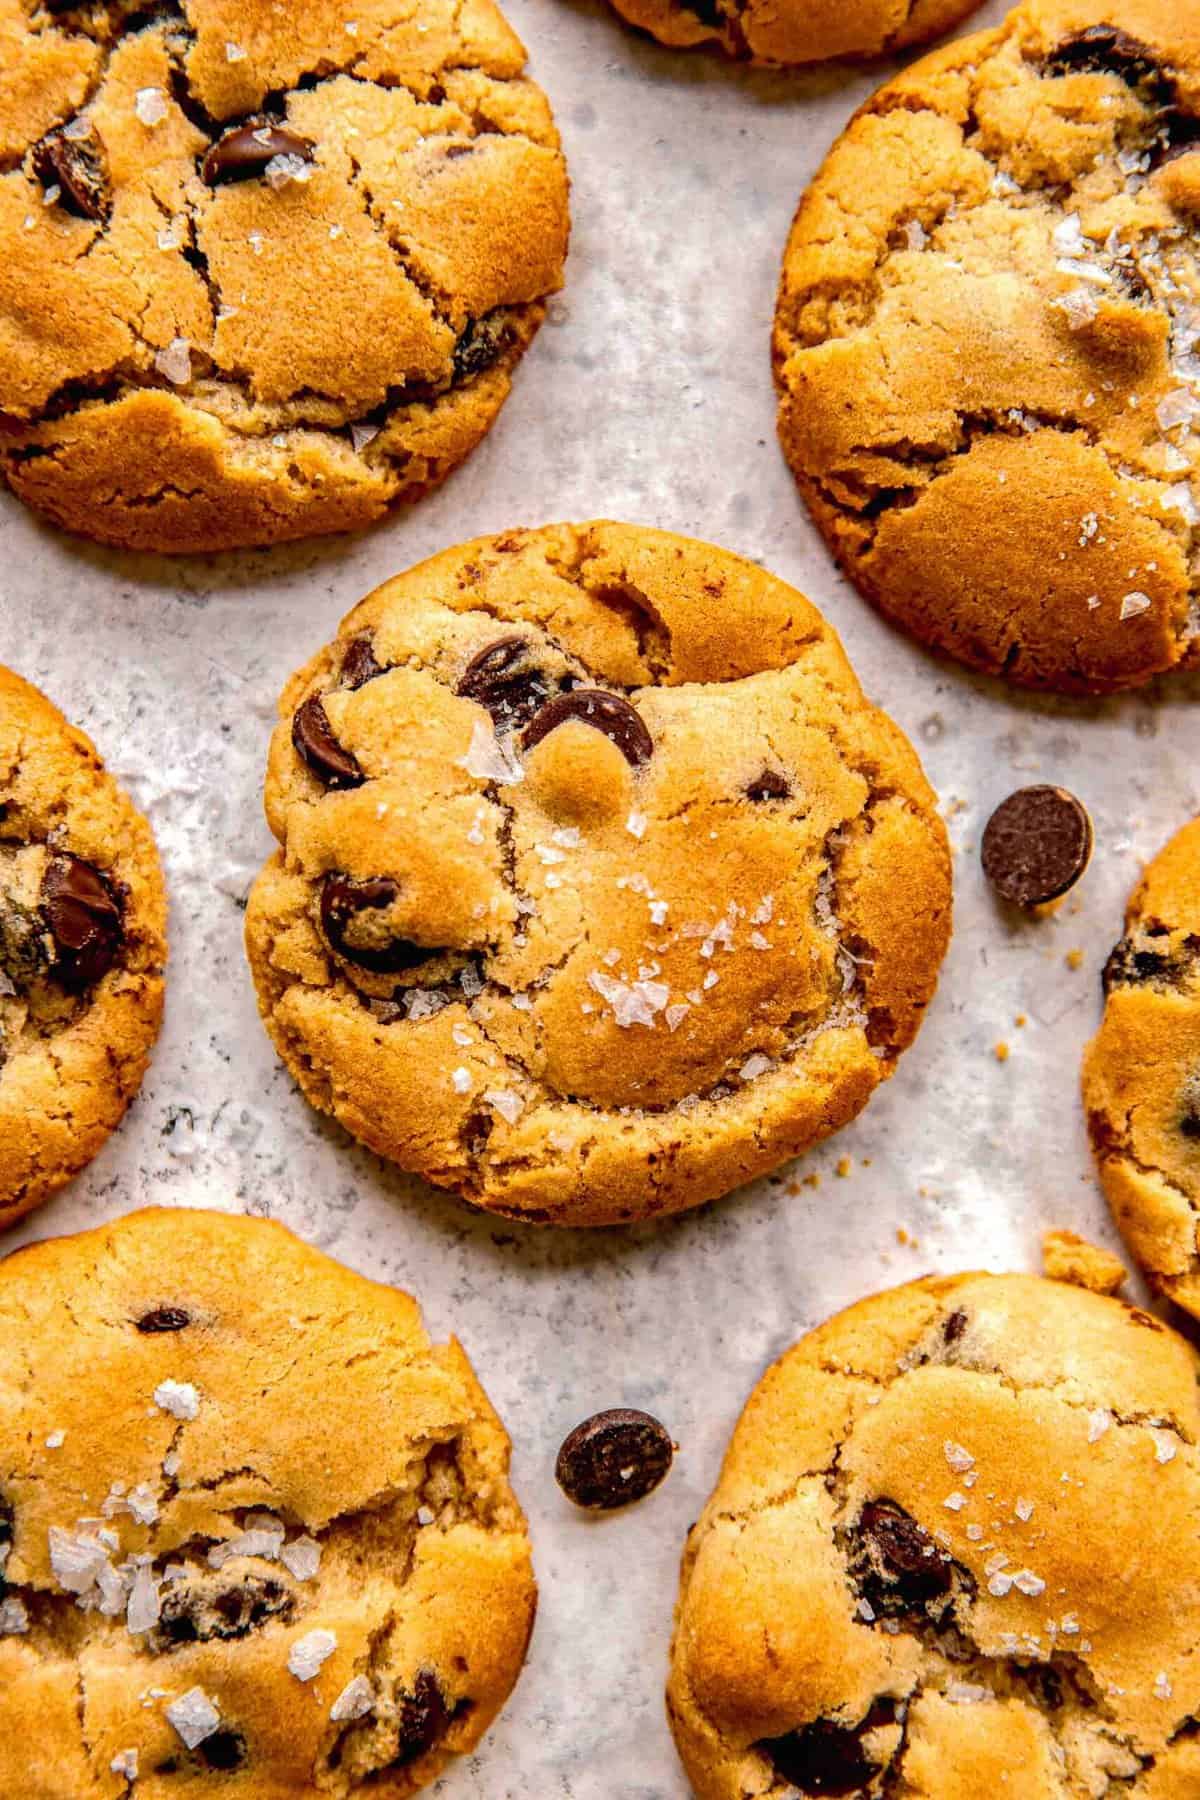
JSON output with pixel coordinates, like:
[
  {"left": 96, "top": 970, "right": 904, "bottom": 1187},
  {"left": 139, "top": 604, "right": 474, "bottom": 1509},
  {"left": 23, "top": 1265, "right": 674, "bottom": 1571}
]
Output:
[
  {"left": 1155, "top": 111, "right": 1200, "bottom": 168},
  {"left": 292, "top": 695, "right": 364, "bottom": 789},
  {"left": 759, "top": 1699, "right": 900, "bottom": 1797},
  {"left": 31, "top": 125, "right": 111, "bottom": 223},
  {"left": 981, "top": 786, "right": 1092, "bottom": 908},
  {"left": 1045, "top": 25, "right": 1172, "bottom": 100},
  {"left": 135, "top": 1307, "right": 191, "bottom": 1333},
  {"left": 340, "top": 636, "right": 384, "bottom": 691},
  {"left": 850, "top": 1500, "right": 968, "bottom": 1617},
  {"left": 1102, "top": 932, "right": 1200, "bottom": 994},
  {"left": 457, "top": 637, "right": 551, "bottom": 730},
  {"left": 157, "top": 1576, "right": 292, "bottom": 1648},
  {"left": 40, "top": 855, "right": 123, "bottom": 989},
  {"left": 395, "top": 1670, "right": 451, "bottom": 1766},
  {"left": 1182, "top": 1112, "right": 1200, "bottom": 1139},
  {"left": 198, "top": 1730, "right": 247, "bottom": 1772},
  {"left": 676, "top": 0, "right": 725, "bottom": 24},
  {"left": 201, "top": 122, "right": 314, "bottom": 186},
  {"left": 523, "top": 690, "right": 653, "bottom": 768},
  {"left": 452, "top": 311, "right": 516, "bottom": 384},
  {"left": 320, "top": 874, "right": 434, "bottom": 975},
  {"left": 745, "top": 767, "right": 791, "bottom": 802},
  {"left": 941, "top": 1308, "right": 967, "bottom": 1345},
  {"left": 555, "top": 1408, "right": 674, "bottom": 1510}
]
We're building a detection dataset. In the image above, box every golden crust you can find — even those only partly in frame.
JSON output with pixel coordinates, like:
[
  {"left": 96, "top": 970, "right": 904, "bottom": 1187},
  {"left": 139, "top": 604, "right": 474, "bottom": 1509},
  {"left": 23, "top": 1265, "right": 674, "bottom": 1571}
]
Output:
[
  {"left": 0, "top": 1207, "right": 536, "bottom": 1799},
  {"left": 0, "top": 665, "right": 166, "bottom": 1226},
  {"left": 604, "top": 0, "right": 981, "bottom": 67},
  {"left": 0, "top": 0, "right": 569, "bottom": 553},
  {"left": 775, "top": 0, "right": 1200, "bottom": 694},
  {"left": 245, "top": 521, "right": 951, "bottom": 1227},
  {"left": 669, "top": 1270, "right": 1200, "bottom": 1798},
  {"left": 1083, "top": 816, "right": 1200, "bottom": 1318}
]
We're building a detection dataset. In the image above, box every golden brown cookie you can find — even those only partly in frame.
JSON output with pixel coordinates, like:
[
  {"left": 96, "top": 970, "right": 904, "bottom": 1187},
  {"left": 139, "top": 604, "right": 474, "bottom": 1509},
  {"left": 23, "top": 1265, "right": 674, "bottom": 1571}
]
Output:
[
  {"left": 0, "top": 1207, "right": 536, "bottom": 1798},
  {"left": 1083, "top": 816, "right": 1200, "bottom": 1319},
  {"left": 244, "top": 521, "right": 951, "bottom": 1227},
  {"left": 0, "top": 666, "right": 166, "bottom": 1226},
  {"left": 0, "top": 1, "right": 570, "bottom": 553},
  {"left": 775, "top": 0, "right": 1200, "bottom": 694},
  {"left": 669, "top": 1270, "right": 1200, "bottom": 1799},
  {"left": 605, "top": 0, "right": 981, "bottom": 68}
]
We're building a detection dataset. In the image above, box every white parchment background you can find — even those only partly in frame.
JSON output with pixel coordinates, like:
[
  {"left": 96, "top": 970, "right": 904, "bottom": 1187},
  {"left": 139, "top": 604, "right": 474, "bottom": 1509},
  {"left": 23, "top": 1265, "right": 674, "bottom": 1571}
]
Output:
[{"left": 2, "top": 0, "right": 1199, "bottom": 1790}]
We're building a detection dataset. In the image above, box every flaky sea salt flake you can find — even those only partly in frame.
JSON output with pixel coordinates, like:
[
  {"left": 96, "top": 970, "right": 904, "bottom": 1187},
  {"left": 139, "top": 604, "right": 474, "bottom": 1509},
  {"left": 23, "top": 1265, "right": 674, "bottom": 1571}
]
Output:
[
  {"left": 483, "top": 1088, "right": 524, "bottom": 1125},
  {"left": 0, "top": 1598, "right": 28, "bottom": 1635},
  {"left": 154, "top": 1380, "right": 199, "bottom": 1420},
  {"left": 154, "top": 338, "right": 192, "bottom": 387},
  {"left": 110, "top": 1750, "right": 138, "bottom": 1779},
  {"left": 288, "top": 1628, "right": 338, "bottom": 1682},
  {"left": 280, "top": 1536, "right": 322, "bottom": 1581},
  {"left": 458, "top": 720, "right": 523, "bottom": 786},
  {"left": 166, "top": 1688, "right": 221, "bottom": 1748},
  {"left": 944, "top": 1441, "right": 974, "bottom": 1473},
  {"left": 331, "top": 1674, "right": 375, "bottom": 1721},
  {"left": 1120, "top": 591, "right": 1151, "bottom": 620},
  {"left": 135, "top": 87, "right": 168, "bottom": 127},
  {"left": 1087, "top": 1409, "right": 1111, "bottom": 1441}
]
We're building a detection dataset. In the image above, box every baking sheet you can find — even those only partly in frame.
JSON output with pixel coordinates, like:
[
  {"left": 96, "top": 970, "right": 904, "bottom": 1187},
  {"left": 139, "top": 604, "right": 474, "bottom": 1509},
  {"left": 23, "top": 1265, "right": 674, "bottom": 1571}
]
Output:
[{"left": 3, "top": 0, "right": 1199, "bottom": 1790}]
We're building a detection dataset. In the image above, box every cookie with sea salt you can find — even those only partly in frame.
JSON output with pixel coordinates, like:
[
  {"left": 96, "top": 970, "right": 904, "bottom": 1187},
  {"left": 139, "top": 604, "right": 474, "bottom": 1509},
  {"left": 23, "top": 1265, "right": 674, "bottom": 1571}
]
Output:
[
  {"left": 0, "top": 666, "right": 166, "bottom": 1226},
  {"left": 0, "top": 1207, "right": 536, "bottom": 1796},
  {"left": 669, "top": 1270, "right": 1200, "bottom": 1799},
  {"left": 774, "top": 0, "right": 1200, "bottom": 694},
  {"left": 0, "top": 2, "right": 569, "bottom": 553},
  {"left": 1083, "top": 816, "right": 1200, "bottom": 1319},
  {"left": 244, "top": 521, "right": 952, "bottom": 1227},
  {"left": 604, "top": 0, "right": 981, "bottom": 69}
]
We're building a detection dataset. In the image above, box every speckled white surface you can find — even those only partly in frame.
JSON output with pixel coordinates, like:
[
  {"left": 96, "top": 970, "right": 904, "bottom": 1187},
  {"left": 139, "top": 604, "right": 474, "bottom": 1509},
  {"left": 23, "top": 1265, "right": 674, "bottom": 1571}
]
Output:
[{"left": 2, "top": 0, "right": 1199, "bottom": 1791}]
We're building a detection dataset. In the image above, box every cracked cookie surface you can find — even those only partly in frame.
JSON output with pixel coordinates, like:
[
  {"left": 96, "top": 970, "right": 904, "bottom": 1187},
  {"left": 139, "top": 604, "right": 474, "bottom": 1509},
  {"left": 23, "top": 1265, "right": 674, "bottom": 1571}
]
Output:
[
  {"left": 603, "top": 0, "right": 980, "bottom": 70},
  {"left": 669, "top": 1270, "right": 1200, "bottom": 1799},
  {"left": 244, "top": 520, "right": 951, "bottom": 1228},
  {"left": 0, "top": 1207, "right": 536, "bottom": 1798},
  {"left": 0, "top": 0, "right": 569, "bottom": 553},
  {"left": 1083, "top": 816, "right": 1200, "bottom": 1321},
  {"left": 0, "top": 664, "right": 165, "bottom": 1226},
  {"left": 774, "top": 0, "right": 1200, "bottom": 694}
]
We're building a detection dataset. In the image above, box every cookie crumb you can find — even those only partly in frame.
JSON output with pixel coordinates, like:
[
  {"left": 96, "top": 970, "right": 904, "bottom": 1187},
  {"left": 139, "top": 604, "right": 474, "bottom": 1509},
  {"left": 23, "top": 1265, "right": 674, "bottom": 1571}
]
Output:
[
  {"left": 1042, "top": 1230, "right": 1127, "bottom": 1296},
  {"left": 1065, "top": 948, "right": 1084, "bottom": 971},
  {"left": 994, "top": 1041, "right": 1010, "bottom": 1063},
  {"left": 835, "top": 1156, "right": 852, "bottom": 1178}
]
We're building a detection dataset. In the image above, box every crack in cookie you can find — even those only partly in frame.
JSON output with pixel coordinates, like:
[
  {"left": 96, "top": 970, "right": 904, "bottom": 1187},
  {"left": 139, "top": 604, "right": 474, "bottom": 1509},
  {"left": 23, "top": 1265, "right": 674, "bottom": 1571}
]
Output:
[{"left": 0, "top": 1, "right": 569, "bottom": 551}]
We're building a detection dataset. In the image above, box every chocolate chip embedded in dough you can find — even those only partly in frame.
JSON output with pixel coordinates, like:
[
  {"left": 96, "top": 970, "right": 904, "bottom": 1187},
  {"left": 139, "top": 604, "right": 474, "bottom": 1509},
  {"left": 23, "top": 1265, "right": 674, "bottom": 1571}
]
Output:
[
  {"left": 31, "top": 125, "right": 111, "bottom": 222},
  {"left": 201, "top": 123, "right": 314, "bottom": 187},
  {"left": 457, "top": 638, "right": 551, "bottom": 731},
  {"left": 40, "top": 854, "right": 123, "bottom": 989},
  {"left": 340, "top": 637, "right": 385, "bottom": 691},
  {"left": 319, "top": 874, "right": 436, "bottom": 976},
  {"left": 292, "top": 696, "right": 364, "bottom": 790},
  {"left": 394, "top": 1670, "right": 451, "bottom": 1766},
  {"left": 523, "top": 690, "right": 653, "bottom": 769}
]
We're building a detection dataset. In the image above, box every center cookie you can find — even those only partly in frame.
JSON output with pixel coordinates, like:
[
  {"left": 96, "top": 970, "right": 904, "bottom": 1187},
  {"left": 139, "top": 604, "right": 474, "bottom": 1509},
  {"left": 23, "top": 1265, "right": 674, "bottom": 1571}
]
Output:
[
  {"left": 0, "top": 1, "right": 569, "bottom": 553},
  {"left": 669, "top": 1272, "right": 1200, "bottom": 1798},
  {"left": 0, "top": 1208, "right": 536, "bottom": 1796},
  {"left": 244, "top": 522, "right": 952, "bottom": 1227},
  {"left": 775, "top": 0, "right": 1200, "bottom": 694}
]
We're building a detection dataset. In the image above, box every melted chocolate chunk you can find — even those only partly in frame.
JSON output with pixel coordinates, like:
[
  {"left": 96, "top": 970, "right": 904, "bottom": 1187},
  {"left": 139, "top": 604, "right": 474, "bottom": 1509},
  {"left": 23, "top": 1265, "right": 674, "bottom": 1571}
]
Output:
[
  {"left": 522, "top": 689, "right": 653, "bottom": 767},
  {"left": 158, "top": 1576, "right": 293, "bottom": 1647},
  {"left": 981, "top": 786, "right": 1092, "bottom": 908},
  {"left": 676, "top": 0, "right": 725, "bottom": 24},
  {"left": 457, "top": 637, "right": 552, "bottom": 730},
  {"left": 340, "top": 636, "right": 385, "bottom": 691},
  {"left": 198, "top": 1729, "right": 247, "bottom": 1772},
  {"left": 394, "top": 1670, "right": 451, "bottom": 1766},
  {"left": 41, "top": 855, "right": 123, "bottom": 989},
  {"left": 452, "top": 311, "right": 516, "bottom": 384},
  {"left": 320, "top": 874, "right": 434, "bottom": 975},
  {"left": 759, "top": 1699, "right": 900, "bottom": 1797},
  {"left": 31, "top": 125, "right": 111, "bottom": 223},
  {"left": 555, "top": 1409, "right": 675, "bottom": 1510},
  {"left": 1102, "top": 932, "right": 1200, "bottom": 995},
  {"left": 135, "top": 1307, "right": 191, "bottom": 1334},
  {"left": 941, "top": 1308, "right": 968, "bottom": 1345},
  {"left": 202, "top": 122, "right": 314, "bottom": 186},
  {"left": 1045, "top": 25, "right": 1172, "bottom": 100},
  {"left": 292, "top": 695, "right": 364, "bottom": 789},
  {"left": 745, "top": 766, "right": 791, "bottom": 802},
  {"left": 849, "top": 1500, "right": 970, "bottom": 1617}
]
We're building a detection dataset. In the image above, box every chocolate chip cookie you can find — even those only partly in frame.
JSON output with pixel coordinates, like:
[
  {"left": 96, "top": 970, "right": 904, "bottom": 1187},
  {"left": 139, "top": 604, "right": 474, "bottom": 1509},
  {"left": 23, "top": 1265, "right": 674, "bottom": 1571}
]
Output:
[
  {"left": 0, "top": 666, "right": 166, "bottom": 1226},
  {"left": 0, "top": 1207, "right": 536, "bottom": 1796},
  {"left": 669, "top": 1270, "right": 1200, "bottom": 1799},
  {"left": 1083, "top": 817, "right": 1200, "bottom": 1319},
  {"left": 244, "top": 521, "right": 952, "bottom": 1227},
  {"left": 775, "top": 0, "right": 1200, "bottom": 694},
  {"left": 604, "top": 0, "right": 980, "bottom": 68},
  {"left": 0, "top": 2, "right": 569, "bottom": 553}
]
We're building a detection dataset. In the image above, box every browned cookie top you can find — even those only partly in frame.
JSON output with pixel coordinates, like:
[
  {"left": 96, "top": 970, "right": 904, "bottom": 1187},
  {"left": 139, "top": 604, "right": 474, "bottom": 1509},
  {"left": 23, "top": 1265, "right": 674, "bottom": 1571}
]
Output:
[
  {"left": 244, "top": 522, "right": 951, "bottom": 1227},
  {"left": 603, "top": 0, "right": 981, "bottom": 68},
  {"left": 776, "top": 0, "right": 1200, "bottom": 694},
  {"left": 1084, "top": 815, "right": 1200, "bottom": 1318},
  {"left": 0, "top": 664, "right": 166, "bottom": 1224},
  {"left": 0, "top": 0, "right": 569, "bottom": 552}
]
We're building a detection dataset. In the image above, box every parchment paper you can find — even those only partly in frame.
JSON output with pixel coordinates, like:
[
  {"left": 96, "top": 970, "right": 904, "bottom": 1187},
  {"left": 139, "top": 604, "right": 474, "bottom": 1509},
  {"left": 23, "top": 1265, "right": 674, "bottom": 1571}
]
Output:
[{"left": 2, "top": 0, "right": 1198, "bottom": 1790}]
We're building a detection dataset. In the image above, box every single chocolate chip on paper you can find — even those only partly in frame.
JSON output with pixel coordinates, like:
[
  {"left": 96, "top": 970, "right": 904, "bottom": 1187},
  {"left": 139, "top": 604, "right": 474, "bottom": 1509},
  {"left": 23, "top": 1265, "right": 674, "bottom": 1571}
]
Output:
[
  {"left": 981, "top": 786, "right": 1093, "bottom": 908},
  {"left": 555, "top": 1408, "right": 674, "bottom": 1509}
]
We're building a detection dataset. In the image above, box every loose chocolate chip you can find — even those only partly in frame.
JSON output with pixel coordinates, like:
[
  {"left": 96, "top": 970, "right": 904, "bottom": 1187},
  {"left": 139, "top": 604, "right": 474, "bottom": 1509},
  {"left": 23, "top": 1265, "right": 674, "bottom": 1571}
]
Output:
[
  {"left": 523, "top": 690, "right": 653, "bottom": 768},
  {"left": 759, "top": 1699, "right": 899, "bottom": 1797},
  {"left": 136, "top": 1307, "right": 191, "bottom": 1333},
  {"left": 198, "top": 1729, "right": 247, "bottom": 1772},
  {"left": 1045, "top": 25, "right": 1172, "bottom": 99},
  {"left": 320, "top": 874, "right": 434, "bottom": 975},
  {"left": 851, "top": 1499, "right": 965, "bottom": 1616},
  {"left": 340, "top": 636, "right": 385, "bottom": 691},
  {"left": 395, "top": 1670, "right": 451, "bottom": 1766},
  {"left": 457, "top": 637, "right": 552, "bottom": 730},
  {"left": 555, "top": 1408, "right": 674, "bottom": 1510},
  {"left": 292, "top": 695, "right": 364, "bottom": 789},
  {"left": 31, "top": 126, "right": 111, "bottom": 223},
  {"left": 452, "top": 311, "right": 515, "bottom": 384},
  {"left": 41, "top": 855, "right": 123, "bottom": 989},
  {"left": 981, "top": 786, "right": 1092, "bottom": 908},
  {"left": 745, "top": 767, "right": 791, "bottom": 802},
  {"left": 201, "top": 122, "right": 314, "bottom": 186}
]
